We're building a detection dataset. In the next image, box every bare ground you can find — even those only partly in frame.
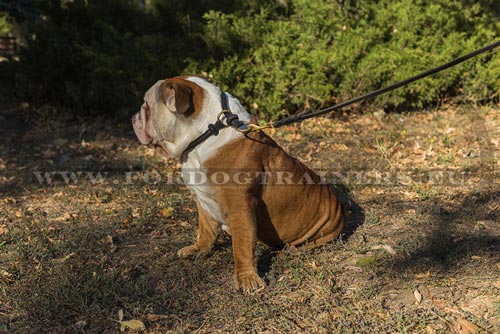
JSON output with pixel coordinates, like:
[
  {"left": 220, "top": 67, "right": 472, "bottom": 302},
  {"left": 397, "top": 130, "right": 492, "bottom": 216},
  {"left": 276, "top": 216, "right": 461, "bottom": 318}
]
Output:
[{"left": 0, "top": 105, "right": 499, "bottom": 333}]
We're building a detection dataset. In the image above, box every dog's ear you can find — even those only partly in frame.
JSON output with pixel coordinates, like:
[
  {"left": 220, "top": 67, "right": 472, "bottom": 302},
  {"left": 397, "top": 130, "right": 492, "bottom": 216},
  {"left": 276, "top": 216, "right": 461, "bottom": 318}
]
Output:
[{"left": 160, "top": 81, "right": 193, "bottom": 114}]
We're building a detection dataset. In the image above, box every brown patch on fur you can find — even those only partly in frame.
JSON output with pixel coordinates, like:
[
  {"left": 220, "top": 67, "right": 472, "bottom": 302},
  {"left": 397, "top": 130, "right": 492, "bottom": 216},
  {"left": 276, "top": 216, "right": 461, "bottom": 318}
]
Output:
[
  {"left": 198, "top": 130, "right": 345, "bottom": 292},
  {"left": 158, "top": 77, "right": 204, "bottom": 116}
]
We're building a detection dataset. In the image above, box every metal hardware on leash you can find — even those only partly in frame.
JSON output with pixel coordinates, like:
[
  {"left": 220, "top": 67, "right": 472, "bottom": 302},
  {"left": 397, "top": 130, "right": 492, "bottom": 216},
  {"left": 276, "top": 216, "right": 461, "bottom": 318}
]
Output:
[
  {"left": 216, "top": 110, "right": 230, "bottom": 125},
  {"left": 216, "top": 110, "right": 274, "bottom": 133},
  {"left": 235, "top": 122, "right": 274, "bottom": 133}
]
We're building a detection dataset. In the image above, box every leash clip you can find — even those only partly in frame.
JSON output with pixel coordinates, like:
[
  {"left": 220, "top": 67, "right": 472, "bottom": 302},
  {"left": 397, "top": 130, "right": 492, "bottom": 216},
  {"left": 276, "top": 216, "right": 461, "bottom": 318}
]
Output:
[
  {"left": 217, "top": 110, "right": 240, "bottom": 127},
  {"left": 217, "top": 109, "right": 273, "bottom": 133},
  {"left": 235, "top": 122, "right": 274, "bottom": 133},
  {"left": 216, "top": 110, "right": 232, "bottom": 124}
]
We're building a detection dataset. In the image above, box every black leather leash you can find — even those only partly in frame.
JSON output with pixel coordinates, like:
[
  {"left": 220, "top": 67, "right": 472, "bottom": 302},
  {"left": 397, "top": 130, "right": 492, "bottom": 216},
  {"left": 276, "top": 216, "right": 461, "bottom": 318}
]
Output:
[
  {"left": 183, "top": 40, "right": 500, "bottom": 155},
  {"left": 271, "top": 39, "right": 500, "bottom": 128}
]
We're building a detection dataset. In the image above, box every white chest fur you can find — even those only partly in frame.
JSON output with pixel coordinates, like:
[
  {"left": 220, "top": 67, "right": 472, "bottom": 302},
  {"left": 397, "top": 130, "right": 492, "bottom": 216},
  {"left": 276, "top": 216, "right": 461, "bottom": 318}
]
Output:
[{"left": 181, "top": 151, "right": 225, "bottom": 224}]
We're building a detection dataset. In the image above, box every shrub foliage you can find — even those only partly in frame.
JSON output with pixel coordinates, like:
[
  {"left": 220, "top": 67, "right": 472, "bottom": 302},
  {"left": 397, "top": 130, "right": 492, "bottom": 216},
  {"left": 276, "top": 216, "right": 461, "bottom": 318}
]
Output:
[
  {"left": 5, "top": 0, "right": 500, "bottom": 118},
  {"left": 201, "top": 0, "right": 500, "bottom": 117}
]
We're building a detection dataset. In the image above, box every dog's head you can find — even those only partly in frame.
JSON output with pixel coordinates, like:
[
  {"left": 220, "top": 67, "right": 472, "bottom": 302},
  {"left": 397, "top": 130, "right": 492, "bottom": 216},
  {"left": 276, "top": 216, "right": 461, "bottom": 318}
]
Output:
[{"left": 132, "top": 77, "right": 205, "bottom": 158}]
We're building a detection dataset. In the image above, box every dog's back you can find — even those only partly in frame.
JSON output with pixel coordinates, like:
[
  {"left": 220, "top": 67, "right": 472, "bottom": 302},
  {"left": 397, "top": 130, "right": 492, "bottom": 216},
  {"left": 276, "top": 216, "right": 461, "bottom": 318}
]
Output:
[{"left": 205, "top": 130, "right": 345, "bottom": 248}]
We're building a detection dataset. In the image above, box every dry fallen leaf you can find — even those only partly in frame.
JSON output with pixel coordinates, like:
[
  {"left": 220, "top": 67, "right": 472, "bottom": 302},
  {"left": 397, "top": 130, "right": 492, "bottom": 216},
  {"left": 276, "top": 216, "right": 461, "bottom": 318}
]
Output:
[
  {"left": 425, "top": 322, "right": 449, "bottom": 334},
  {"left": 120, "top": 320, "right": 145, "bottom": 332},
  {"left": 160, "top": 207, "right": 174, "bottom": 218},
  {"left": 371, "top": 244, "right": 396, "bottom": 255},
  {"left": 432, "top": 298, "right": 446, "bottom": 310},
  {"left": 53, "top": 213, "right": 65, "bottom": 222},
  {"left": 52, "top": 252, "right": 75, "bottom": 264},
  {"left": 106, "top": 235, "right": 118, "bottom": 252},
  {"left": 414, "top": 289, "right": 423, "bottom": 304},
  {"left": 363, "top": 147, "right": 378, "bottom": 154},
  {"left": 416, "top": 270, "right": 432, "bottom": 278},
  {"left": 121, "top": 217, "right": 131, "bottom": 227},
  {"left": 355, "top": 256, "right": 378, "bottom": 267},
  {"left": 455, "top": 317, "right": 480, "bottom": 334},
  {"left": 308, "top": 261, "right": 319, "bottom": 270},
  {"left": 147, "top": 314, "right": 169, "bottom": 321},
  {"left": 0, "top": 269, "right": 12, "bottom": 278},
  {"left": 118, "top": 309, "right": 145, "bottom": 332},
  {"left": 286, "top": 245, "right": 299, "bottom": 255},
  {"left": 74, "top": 319, "right": 87, "bottom": 329}
]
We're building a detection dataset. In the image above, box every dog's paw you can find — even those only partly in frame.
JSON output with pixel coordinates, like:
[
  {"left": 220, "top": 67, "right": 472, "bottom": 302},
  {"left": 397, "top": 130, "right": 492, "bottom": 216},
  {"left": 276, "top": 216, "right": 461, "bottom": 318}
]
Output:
[
  {"left": 177, "top": 245, "right": 199, "bottom": 258},
  {"left": 234, "top": 271, "right": 266, "bottom": 294}
]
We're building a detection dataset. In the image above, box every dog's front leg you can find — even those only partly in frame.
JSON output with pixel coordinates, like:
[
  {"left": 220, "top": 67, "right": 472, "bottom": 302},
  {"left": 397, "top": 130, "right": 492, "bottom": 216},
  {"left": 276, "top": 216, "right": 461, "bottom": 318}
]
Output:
[
  {"left": 177, "top": 201, "right": 219, "bottom": 258},
  {"left": 228, "top": 200, "right": 266, "bottom": 293}
]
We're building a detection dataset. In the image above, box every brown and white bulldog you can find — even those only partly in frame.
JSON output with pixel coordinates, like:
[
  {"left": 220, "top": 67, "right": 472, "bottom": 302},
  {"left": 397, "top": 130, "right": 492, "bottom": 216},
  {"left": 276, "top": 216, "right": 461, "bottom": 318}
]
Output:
[{"left": 132, "top": 76, "right": 344, "bottom": 293}]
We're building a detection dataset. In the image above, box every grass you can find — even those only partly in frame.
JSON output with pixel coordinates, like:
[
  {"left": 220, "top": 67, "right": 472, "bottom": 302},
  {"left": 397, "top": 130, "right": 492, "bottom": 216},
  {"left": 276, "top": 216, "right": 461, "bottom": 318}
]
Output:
[{"left": 0, "top": 105, "right": 499, "bottom": 333}]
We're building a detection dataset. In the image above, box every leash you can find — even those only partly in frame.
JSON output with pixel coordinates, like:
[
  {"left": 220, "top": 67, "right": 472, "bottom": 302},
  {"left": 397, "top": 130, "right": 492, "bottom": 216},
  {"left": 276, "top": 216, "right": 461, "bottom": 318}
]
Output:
[
  {"left": 270, "top": 40, "right": 500, "bottom": 128},
  {"left": 183, "top": 40, "right": 500, "bottom": 154}
]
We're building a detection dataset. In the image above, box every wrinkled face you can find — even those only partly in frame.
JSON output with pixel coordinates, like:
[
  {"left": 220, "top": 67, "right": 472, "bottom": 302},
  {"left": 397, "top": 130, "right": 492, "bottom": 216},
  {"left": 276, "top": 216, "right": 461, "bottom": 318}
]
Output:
[
  {"left": 132, "top": 78, "right": 203, "bottom": 158},
  {"left": 132, "top": 84, "right": 159, "bottom": 145}
]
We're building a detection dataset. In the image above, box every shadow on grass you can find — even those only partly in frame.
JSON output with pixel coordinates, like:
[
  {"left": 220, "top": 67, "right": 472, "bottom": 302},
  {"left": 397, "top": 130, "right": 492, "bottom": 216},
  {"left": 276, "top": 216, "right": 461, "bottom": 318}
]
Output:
[
  {"left": 336, "top": 183, "right": 365, "bottom": 241},
  {"left": 0, "top": 112, "right": 158, "bottom": 199},
  {"left": 384, "top": 190, "right": 500, "bottom": 274},
  {"left": 4, "top": 212, "right": 235, "bottom": 333}
]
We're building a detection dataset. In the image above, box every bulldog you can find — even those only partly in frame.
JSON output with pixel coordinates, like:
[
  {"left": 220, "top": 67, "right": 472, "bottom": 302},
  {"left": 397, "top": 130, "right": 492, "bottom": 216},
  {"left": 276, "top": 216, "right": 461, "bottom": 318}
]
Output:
[{"left": 132, "top": 76, "right": 344, "bottom": 293}]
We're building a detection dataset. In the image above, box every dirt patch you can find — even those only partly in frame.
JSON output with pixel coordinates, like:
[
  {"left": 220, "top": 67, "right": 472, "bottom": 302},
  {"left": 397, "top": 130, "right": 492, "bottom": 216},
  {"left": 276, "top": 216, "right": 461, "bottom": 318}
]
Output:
[{"left": 0, "top": 106, "right": 499, "bottom": 333}]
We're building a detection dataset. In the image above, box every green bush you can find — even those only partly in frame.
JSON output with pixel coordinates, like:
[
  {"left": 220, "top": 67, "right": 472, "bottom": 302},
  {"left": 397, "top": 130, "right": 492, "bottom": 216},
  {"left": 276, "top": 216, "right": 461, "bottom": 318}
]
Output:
[
  {"left": 14, "top": 0, "right": 179, "bottom": 116},
  {"left": 198, "top": 0, "right": 500, "bottom": 118},
  {"left": 0, "top": 12, "right": 11, "bottom": 34},
  {"left": 6, "top": 0, "right": 500, "bottom": 119}
]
